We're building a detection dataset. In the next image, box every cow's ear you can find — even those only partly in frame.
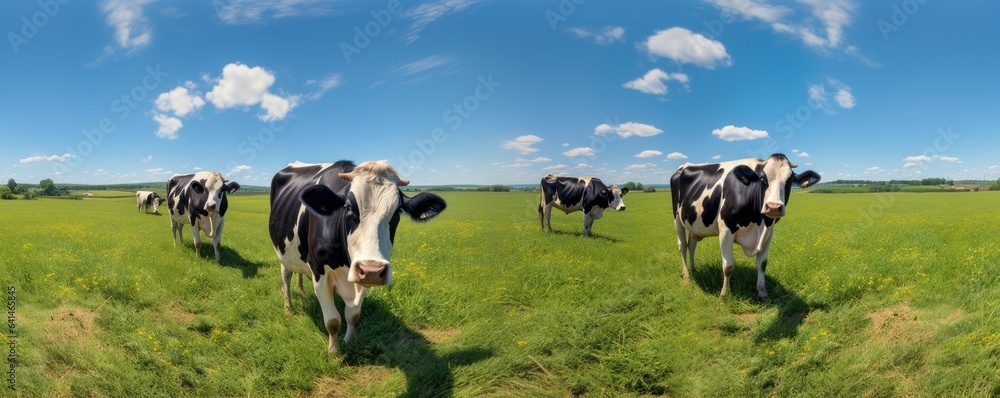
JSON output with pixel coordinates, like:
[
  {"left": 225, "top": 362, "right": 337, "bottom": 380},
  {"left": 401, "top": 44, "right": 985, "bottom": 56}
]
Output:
[
  {"left": 225, "top": 182, "right": 241, "bottom": 194},
  {"left": 301, "top": 185, "right": 346, "bottom": 217},
  {"left": 621, "top": 187, "right": 629, "bottom": 196},
  {"left": 794, "top": 170, "right": 821, "bottom": 188},
  {"left": 732, "top": 165, "right": 760, "bottom": 186},
  {"left": 191, "top": 180, "right": 205, "bottom": 194},
  {"left": 401, "top": 192, "right": 446, "bottom": 221}
]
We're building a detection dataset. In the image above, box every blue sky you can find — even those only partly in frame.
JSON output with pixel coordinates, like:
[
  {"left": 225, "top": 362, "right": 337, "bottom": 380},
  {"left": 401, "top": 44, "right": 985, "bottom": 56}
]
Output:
[{"left": 2, "top": 0, "right": 998, "bottom": 186}]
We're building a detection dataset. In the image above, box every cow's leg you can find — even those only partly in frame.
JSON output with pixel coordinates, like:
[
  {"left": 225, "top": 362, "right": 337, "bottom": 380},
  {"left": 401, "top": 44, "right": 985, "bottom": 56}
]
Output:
[
  {"left": 687, "top": 233, "right": 698, "bottom": 272},
  {"left": 171, "top": 219, "right": 183, "bottom": 246},
  {"left": 719, "top": 230, "right": 737, "bottom": 298},
  {"left": 192, "top": 225, "right": 202, "bottom": 257},
  {"left": 297, "top": 274, "right": 306, "bottom": 297},
  {"left": 674, "top": 217, "right": 690, "bottom": 282},
  {"left": 542, "top": 203, "right": 554, "bottom": 232},
  {"left": 582, "top": 212, "right": 595, "bottom": 237},
  {"left": 333, "top": 271, "right": 367, "bottom": 346},
  {"left": 281, "top": 264, "right": 294, "bottom": 314},
  {"left": 313, "top": 271, "right": 342, "bottom": 354},
  {"left": 212, "top": 219, "right": 224, "bottom": 262},
  {"left": 755, "top": 245, "right": 770, "bottom": 300}
]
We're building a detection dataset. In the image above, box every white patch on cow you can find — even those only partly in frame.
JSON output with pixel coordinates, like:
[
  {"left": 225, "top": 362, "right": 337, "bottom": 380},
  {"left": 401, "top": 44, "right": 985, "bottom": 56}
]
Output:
[
  {"left": 608, "top": 185, "right": 626, "bottom": 211},
  {"left": 343, "top": 161, "right": 407, "bottom": 286},
  {"left": 276, "top": 205, "right": 311, "bottom": 275},
  {"left": 760, "top": 157, "right": 794, "bottom": 218}
]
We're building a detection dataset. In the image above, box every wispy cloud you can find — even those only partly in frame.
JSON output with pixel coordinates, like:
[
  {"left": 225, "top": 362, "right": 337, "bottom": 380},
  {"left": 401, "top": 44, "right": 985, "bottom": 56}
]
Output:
[
  {"left": 403, "top": 0, "right": 480, "bottom": 44},
  {"left": 594, "top": 122, "right": 663, "bottom": 138},
  {"left": 19, "top": 153, "right": 75, "bottom": 164},
  {"left": 501, "top": 135, "right": 543, "bottom": 155},
  {"left": 568, "top": 26, "right": 625, "bottom": 45},
  {"left": 712, "top": 125, "right": 769, "bottom": 142},
  {"left": 215, "top": 0, "right": 338, "bottom": 25},
  {"left": 808, "top": 78, "right": 855, "bottom": 114},
  {"left": 623, "top": 69, "right": 690, "bottom": 96}
]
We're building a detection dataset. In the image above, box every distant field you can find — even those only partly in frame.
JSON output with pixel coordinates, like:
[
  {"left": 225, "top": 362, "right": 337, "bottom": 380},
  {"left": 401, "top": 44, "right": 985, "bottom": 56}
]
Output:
[{"left": 1, "top": 191, "right": 997, "bottom": 396}]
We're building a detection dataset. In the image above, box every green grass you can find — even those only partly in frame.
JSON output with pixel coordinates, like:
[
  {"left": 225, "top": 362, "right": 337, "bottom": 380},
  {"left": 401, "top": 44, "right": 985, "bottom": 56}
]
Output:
[{"left": 1, "top": 191, "right": 997, "bottom": 396}]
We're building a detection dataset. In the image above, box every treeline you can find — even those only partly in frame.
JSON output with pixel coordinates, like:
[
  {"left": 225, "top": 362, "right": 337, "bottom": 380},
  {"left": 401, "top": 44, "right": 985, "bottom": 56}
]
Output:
[{"left": 831, "top": 179, "right": 953, "bottom": 186}]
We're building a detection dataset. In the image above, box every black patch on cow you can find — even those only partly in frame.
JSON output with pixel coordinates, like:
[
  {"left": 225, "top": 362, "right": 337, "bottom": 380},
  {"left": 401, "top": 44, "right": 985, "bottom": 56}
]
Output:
[
  {"left": 582, "top": 178, "right": 612, "bottom": 213},
  {"left": 540, "top": 175, "right": 586, "bottom": 209},
  {"left": 168, "top": 174, "right": 195, "bottom": 217},
  {"left": 670, "top": 164, "right": 725, "bottom": 225},
  {"left": 700, "top": 188, "right": 722, "bottom": 228},
  {"left": 721, "top": 165, "right": 765, "bottom": 234},
  {"left": 760, "top": 260, "right": 768, "bottom": 274}
]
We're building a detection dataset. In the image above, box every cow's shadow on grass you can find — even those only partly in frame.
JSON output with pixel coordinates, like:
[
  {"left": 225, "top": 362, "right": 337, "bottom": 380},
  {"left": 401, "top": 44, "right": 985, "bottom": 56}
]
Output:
[
  {"left": 303, "top": 297, "right": 493, "bottom": 397},
  {"left": 546, "top": 229, "right": 621, "bottom": 243},
  {"left": 689, "top": 261, "right": 826, "bottom": 343},
  {"left": 184, "top": 244, "right": 264, "bottom": 278}
]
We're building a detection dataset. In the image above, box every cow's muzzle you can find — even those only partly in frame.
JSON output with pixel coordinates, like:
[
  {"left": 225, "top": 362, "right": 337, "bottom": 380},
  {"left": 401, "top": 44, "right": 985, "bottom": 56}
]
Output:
[
  {"left": 763, "top": 202, "right": 784, "bottom": 219},
  {"left": 353, "top": 260, "right": 389, "bottom": 287}
]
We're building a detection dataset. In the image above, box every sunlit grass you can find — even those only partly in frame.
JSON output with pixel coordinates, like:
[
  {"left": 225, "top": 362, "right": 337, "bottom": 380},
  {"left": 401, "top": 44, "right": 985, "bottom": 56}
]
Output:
[{"left": 0, "top": 191, "right": 996, "bottom": 396}]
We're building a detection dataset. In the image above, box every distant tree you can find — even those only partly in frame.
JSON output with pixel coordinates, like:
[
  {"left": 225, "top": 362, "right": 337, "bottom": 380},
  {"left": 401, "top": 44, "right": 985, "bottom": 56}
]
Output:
[
  {"left": 991, "top": 178, "right": 1000, "bottom": 191},
  {"left": 623, "top": 181, "right": 644, "bottom": 191},
  {"left": 7, "top": 179, "right": 15, "bottom": 192},
  {"left": 39, "top": 178, "right": 56, "bottom": 196},
  {"left": 22, "top": 191, "right": 36, "bottom": 200},
  {"left": 643, "top": 187, "right": 656, "bottom": 193}
]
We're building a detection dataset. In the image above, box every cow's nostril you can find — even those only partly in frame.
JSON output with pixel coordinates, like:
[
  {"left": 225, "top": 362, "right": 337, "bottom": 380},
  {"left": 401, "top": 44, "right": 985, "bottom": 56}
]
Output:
[{"left": 379, "top": 268, "right": 388, "bottom": 280}]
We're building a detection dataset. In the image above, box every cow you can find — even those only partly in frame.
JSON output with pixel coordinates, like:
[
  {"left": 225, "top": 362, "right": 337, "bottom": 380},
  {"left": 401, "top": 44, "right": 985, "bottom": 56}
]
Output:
[
  {"left": 136, "top": 191, "right": 163, "bottom": 214},
  {"left": 166, "top": 172, "right": 241, "bottom": 262},
  {"left": 538, "top": 174, "right": 628, "bottom": 236},
  {"left": 269, "top": 160, "right": 446, "bottom": 353},
  {"left": 670, "top": 153, "right": 820, "bottom": 299}
]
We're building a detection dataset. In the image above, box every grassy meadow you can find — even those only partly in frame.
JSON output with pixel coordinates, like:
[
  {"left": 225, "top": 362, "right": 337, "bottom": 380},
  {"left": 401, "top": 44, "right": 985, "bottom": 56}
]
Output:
[{"left": 1, "top": 190, "right": 997, "bottom": 397}]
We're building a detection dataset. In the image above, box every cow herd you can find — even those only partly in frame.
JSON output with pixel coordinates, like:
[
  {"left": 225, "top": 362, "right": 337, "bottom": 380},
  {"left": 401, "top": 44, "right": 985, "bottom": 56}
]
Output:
[{"left": 134, "top": 154, "right": 818, "bottom": 353}]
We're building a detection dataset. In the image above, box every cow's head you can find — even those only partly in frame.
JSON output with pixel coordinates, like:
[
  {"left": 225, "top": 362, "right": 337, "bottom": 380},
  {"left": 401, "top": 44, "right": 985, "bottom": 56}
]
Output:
[
  {"left": 190, "top": 172, "right": 240, "bottom": 215},
  {"left": 151, "top": 195, "right": 163, "bottom": 214},
  {"left": 608, "top": 185, "right": 628, "bottom": 211},
  {"left": 301, "top": 161, "right": 446, "bottom": 287},
  {"left": 740, "top": 153, "right": 820, "bottom": 219}
]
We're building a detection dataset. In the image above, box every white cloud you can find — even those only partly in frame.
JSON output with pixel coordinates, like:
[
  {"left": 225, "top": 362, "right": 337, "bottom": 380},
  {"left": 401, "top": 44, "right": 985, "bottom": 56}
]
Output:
[
  {"left": 625, "top": 163, "right": 656, "bottom": 170},
  {"left": 707, "top": 0, "right": 856, "bottom": 52},
  {"left": 100, "top": 0, "right": 154, "bottom": 52},
  {"left": 667, "top": 152, "right": 688, "bottom": 160},
  {"left": 544, "top": 164, "right": 569, "bottom": 172},
  {"left": 990, "top": 166, "right": 1000, "bottom": 170},
  {"left": 711, "top": 125, "right": 769, "bottom": 142},
  {"left": 501, "top": 135, "right": 543, "bottom": 154},
  {"left": 215, "top": 0, "right": 337, "bottom": 24},
  {"left": 568, "top": 26, "right": 626, "bottom": 45},
  {"left": 594, "top": 122, "right": 663, "bottom": 138},
  {"left": 231, "top": 165, "right": 252, "bottom": 173},
  {"left": 561, "top": 143, "right": 569, "bottom": 147},
  {"left": 392, "top": 55, "right": 453, "bottom": 76},
  {"left": 712, "top": 155, "right": 722, "bottom": 160},
  {"left": 902, "top": 155, "right": 933, "bottom": 163},
  {"left": 206, "top": 63, "right": 299, "bottom": 121},
  {"left": 501, "top": 163, "right": 531, "bottom": 168},
  {"left": 809, "top": 78, "right": 855, "bottom": 114},
  {"left": 141, "top": 155, "right": 153, "bottom": 162},
  {"left": 563, "top": 147, "right": 596, "bottom": 157},
  {"left": 144, "top": 167, "right": 163, "bottom": 173},
  {"left": 153, "top": 114, "right": 182, "bottom": 139},
  {"left": 193, "top": 167, "right": 202, "bottom": 171},
  {"left": 517, "top": 157, "right": 551, "bottom": 163},
  {"left": 644, "top": 27, "right": 732, "bottom": 69},
  {"left": 622, "top": 69, "right": 689, "bottom": 95},
  {"left": 792, "top": 149, "right": 800, "bottom": 153},
  {"left": 155, "top": 85, "right": 205, "bottom": 117},
  {"left": 635, "top": 150, "right": 663, "bottom": 158},
  {"left": 865, "top": 166, "right": 883, "bottom": 174},
  {"left": 903, "top": 162, "right": 921, "bottom": 168},
  {"left": 798, "top": 152, "right": 812, "bottom": 158},
  {"left": 938, "top": 156, "right": 960, "bottom": 163},
  {"left": 403, "top": 0, "right": 479, "bottom": 44},
  {"left": 19, "top": 153, "right": 75, "bottom": 164}
]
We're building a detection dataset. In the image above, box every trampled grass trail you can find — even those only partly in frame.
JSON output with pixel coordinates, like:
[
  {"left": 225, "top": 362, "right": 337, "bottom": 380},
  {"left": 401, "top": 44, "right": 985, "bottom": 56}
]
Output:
[{"left": 0, "top": 191, "right": 997, "bottom": 396}]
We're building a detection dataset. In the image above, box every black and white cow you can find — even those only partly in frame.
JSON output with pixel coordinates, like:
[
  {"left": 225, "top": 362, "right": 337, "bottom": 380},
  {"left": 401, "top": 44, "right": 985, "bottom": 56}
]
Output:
[
  {"left": 136, "top": 190, "right": 163, "bottom": 214},
  {"left": 539, "top": 174, "right": 628, "bottom": 236},
  {"left": 269, "top": 160, "right": 446, "bottom": 353},
  {"left": 167, "top": 172, "right": 241, "bottom": 262},
  {"left": 670, "top": 154, "right": 820, "bottom": 299}
]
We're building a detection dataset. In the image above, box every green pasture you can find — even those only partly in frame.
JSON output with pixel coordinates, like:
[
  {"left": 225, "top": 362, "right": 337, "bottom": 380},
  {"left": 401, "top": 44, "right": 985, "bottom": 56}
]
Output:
[{"left": 0, "top": 191, "right": 997, "bottom": 396}]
